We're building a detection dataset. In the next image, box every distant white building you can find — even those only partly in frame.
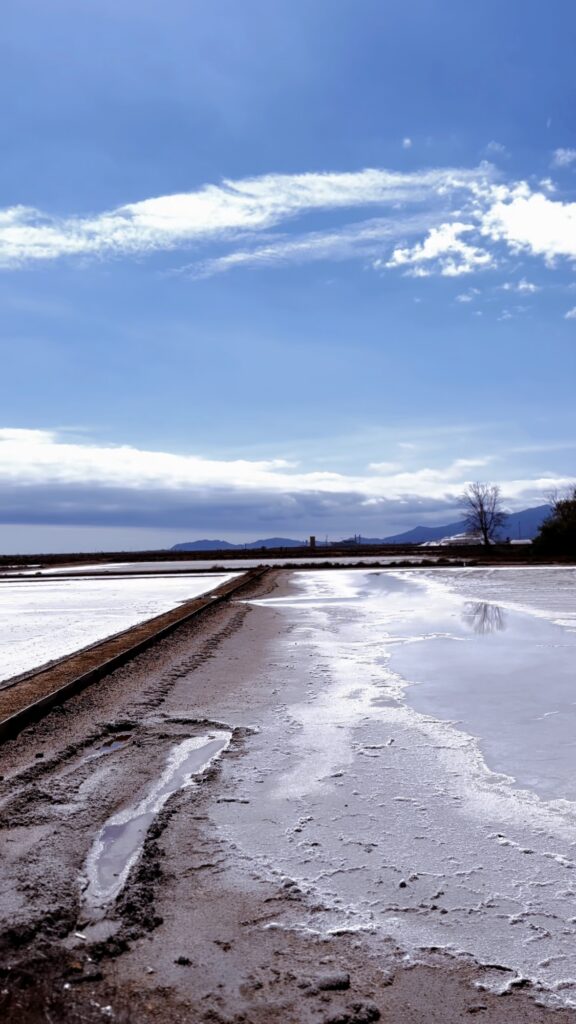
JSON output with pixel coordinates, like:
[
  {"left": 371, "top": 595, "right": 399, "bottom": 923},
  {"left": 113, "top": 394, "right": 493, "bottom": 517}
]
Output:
[
  {"left": 420, "top": 531, "right": 532, "bottom": 547},
  {"left": 420, "top": 531, "right": 488, "bottom": 547}
]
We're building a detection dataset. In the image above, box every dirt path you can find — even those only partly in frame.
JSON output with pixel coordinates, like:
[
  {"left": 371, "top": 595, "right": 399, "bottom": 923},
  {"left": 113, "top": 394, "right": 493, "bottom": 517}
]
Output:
[{"left": 1, "top": 569, "right": 575, "bottom": 1024}]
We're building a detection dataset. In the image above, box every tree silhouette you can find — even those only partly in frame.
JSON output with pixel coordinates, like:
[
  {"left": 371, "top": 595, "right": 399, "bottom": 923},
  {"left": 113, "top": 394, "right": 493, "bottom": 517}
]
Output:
[
  {"left": 533, "top": 486, "right": 576, "bottom": 557},
  {"left": 459, "top": 482, "right": 507, "bottom": 546}
]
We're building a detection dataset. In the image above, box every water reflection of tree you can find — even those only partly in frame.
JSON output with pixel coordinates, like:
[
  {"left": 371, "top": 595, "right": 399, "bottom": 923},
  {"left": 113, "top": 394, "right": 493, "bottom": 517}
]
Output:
[{"left": 463, "top": 601, "right": 507, "bottom": 634}]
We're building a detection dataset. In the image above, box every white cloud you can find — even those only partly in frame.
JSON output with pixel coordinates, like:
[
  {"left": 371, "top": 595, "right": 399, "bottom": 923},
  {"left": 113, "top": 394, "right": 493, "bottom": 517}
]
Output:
[
  {"left": 0, "top": 428, "right": 566, "bottom": 511},
  {"left": 3, "top": 163, "right": 576, "bottom": 288},
  {"left": 0, "top": 166, "right": 488, "bottom": 268},
  {"left": 402, "top": 137, "right": 413, "bottom": 149},
  {"left": 456, "top": 288, "right": 481, "bottom": 302},
  {"left": 498, "top": 305, "right": 529, "bottom": 321},
  {"left": 551, "top": 148, "right": 576, "bottom": 168},
  {"left": 565, "top": 306, "right": 576, "bottom": 319},
  {"left": 189, "top": 213, "right": 443, "bottom": 278},
  {"left": 500, "top": 277, "right": 540, "bottom": 293},
  {"left": 384, "top": 222, "right": 494, "bottom": 277},
  {"left": 482, "top": 187, "right": 576, "bottom": 263},
  {"left": 368, "top": 461, "right": 402, "bottom": 473},
  {"left": 0, "top": 427, "right": 56, "bottom": 445},
  {"left": 0, "top": 428, "right": 496, "bottom": 502}
]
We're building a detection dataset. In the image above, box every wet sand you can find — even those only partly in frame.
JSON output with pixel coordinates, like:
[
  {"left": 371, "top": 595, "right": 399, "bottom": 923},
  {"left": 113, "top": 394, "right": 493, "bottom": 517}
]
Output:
[{"left": 1, "top": 568, "right": 575, "bottom": 1023}]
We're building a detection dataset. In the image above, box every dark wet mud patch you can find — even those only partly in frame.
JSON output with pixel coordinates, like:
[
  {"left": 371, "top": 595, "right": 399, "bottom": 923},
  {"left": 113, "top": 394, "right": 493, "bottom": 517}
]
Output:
[
  {"left": 0, "top": 731, "right": 138, "bottom": 829},
  {"left": 0, "top": 783, "right": 67, "bottom": 828},
  {"left": 80, "top": 733, "right": 133, "bottom": 764},
  {"left": 156, "top": 714, "right": 252, "bottom": 731},
  {"left": 0, "top": 953, "right": 139, "bottom": 1024},
  {"left": 0, "top": 719, "right": 226, "bottom": 830},
  {"left": 0, "top": 899, "right": 81, "bottom": 960},
  {"left": 0, "top": 719, "right": 138, "bottom": 791}
]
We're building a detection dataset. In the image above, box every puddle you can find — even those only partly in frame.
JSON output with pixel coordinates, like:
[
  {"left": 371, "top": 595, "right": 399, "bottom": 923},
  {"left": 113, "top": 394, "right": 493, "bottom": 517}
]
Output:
[
  {"left": 83, "top": 731, "right": 231, "bottom": 909},
  {"left": 385, "top": 588, "right": 576, "bottom": 802},
  {"left": 85, "top": 734, "right": 133, "bottom": 762},
  {"left": 257, "top": 570, "right": 576, "bottom": 804}
]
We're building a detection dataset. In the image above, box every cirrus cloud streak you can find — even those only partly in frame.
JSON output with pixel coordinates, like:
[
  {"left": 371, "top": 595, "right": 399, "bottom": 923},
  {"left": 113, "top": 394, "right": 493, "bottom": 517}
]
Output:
[
  {"left": 0, "top": 166, "right": 485, "bottom": 268},
  {"left": 2, "top": 163, "right": 576, "bottom": 284}
]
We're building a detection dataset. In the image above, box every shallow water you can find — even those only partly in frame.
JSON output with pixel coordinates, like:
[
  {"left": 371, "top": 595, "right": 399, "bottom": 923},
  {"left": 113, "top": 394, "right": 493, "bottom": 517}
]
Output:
[
  {"left": 212, "top": 567, "right": 576, "bottom": 1007},
  {"left": 84, "top": 731, "right": 231, "bottom": 909},
  {"left": 391, "top": 594, "right": 576, "bottom": 802},
  {"left": 9, "top": 555, "right": 443, "bottom": 576},
  {"left": 423, "top": 564, "right": 576, "bottom": 632},
  {"left": 85, "top": 734, "right": 133, "bottom": 761},
  {"left": 255, "top": 568, "right": 576, "bottom": 802}
]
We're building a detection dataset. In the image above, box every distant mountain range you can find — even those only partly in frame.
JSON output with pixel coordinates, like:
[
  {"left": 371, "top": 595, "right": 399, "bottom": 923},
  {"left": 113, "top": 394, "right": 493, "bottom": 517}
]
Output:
[
  {"left": 172, "top": 537, "right": 305, "bottom": 551},
  {"left": 171, "top": 505, "right": 551, "bottom": 551},
  {"left": 375, "top": 504, "right": 551, "bottom": 545}
]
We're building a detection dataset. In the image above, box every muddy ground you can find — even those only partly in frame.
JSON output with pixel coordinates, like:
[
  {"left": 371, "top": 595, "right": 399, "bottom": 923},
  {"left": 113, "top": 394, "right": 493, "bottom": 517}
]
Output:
[{"left": 1, "top": 569, "right": 575, "bottom": 1024}]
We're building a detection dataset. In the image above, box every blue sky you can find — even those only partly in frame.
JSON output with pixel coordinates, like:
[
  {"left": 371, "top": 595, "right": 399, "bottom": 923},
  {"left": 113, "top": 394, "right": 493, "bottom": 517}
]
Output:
[{"left": 2, "top": 0, "right": 576, "bottom": 551}]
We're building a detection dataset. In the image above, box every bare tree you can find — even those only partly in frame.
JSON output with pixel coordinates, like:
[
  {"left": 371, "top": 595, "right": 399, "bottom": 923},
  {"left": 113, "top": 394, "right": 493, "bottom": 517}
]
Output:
[{"left": 459, "top": 482, "right": 507, "bottom": 546}]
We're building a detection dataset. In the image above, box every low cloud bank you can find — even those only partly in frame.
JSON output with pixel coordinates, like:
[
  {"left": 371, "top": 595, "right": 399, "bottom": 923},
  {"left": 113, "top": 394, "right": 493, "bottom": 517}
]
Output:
[
  {"left": 0, "top": 428, "right": 568, "bottom": 537},
  {"left": 0, "top": 480, "right": 463, "bottom": 536}
]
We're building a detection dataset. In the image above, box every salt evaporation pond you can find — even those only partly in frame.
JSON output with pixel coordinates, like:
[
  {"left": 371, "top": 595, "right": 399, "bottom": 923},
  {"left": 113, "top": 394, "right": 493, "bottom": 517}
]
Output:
[
  {"left": 213, "top": 566, "right": 576, "bottom": 1008},
  {"left": 0, "top": 572, "right": 238, "bottom": 683},
  {"left": 8, "top": 554, "right": 441, "bottom": 576},
  {"left": 387, "top": 576, "right": 576, "bottom": 802}
]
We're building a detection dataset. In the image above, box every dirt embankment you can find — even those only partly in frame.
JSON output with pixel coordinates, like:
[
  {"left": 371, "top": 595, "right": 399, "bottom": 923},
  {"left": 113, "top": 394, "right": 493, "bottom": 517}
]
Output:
[{"left": 1, "top": 569, "right": 575, "bottom": 1024}]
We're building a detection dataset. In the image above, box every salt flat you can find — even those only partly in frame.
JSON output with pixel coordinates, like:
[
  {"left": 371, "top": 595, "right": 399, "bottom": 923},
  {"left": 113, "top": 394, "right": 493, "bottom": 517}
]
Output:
[
  {"left": 2, "top": 565, "right": 576, "bottom": 1022},
  {"left": 208, "top": 566, "right": 576, "bottom": 1008},
  {"left": 7, "top": 554, "right": 440, "bottom": 575},
  {"left": 0, "top": 572, "right": 238, "bottom": 683}
]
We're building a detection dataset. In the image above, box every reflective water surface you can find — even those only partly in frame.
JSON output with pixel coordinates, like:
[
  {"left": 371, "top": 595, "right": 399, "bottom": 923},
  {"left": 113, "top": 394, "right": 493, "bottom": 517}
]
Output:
[
  {"left": 214, "top": 567, "right": 576, "bottom": 1007},
  {"left": 84, "top": 731, "right": 231, "bottom": 909},
  {"left": 384, "top": 576, "right": 576, "bottom": 802}
]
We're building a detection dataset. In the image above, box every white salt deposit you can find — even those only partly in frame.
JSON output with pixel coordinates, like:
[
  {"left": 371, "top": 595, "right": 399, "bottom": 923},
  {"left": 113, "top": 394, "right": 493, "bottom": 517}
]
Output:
[
  {"left": 0, "top": 573, "right": 238, "bottom": 683},
  {"left": 214, "top": 567, "right": 576, "bottom": 1008},
  {"left": 6, "top": 555, "right": 442, "bottom": 576}
]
